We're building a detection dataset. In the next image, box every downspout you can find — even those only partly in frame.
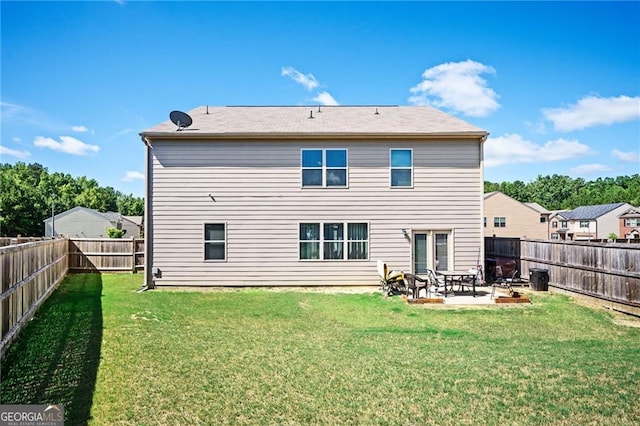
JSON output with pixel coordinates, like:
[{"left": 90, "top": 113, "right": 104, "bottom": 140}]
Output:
[
  {"left": 479, "top": 133, "right": 488, "bottom": 280},
  {"left": 140, "top": 135, "right": 155, "bottom": 289}
]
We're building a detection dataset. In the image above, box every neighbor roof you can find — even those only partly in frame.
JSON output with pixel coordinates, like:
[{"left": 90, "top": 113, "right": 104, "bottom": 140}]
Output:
[
  {"left": 141, "top": 105, "right": 488, "bottom": 139},
  {"left": 619, "top": 207, "right": 640, "bottom": 218},
  {"left": 555, "top": 203, "right": 626, "bottom": 220},
  {"left": 524, "top": 202, "right": 550, "bottom": 214}
]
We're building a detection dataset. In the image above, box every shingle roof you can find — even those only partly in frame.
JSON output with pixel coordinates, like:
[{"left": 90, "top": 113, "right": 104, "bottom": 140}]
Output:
[
  {"left": 559, "top": 203, "right": 626, "bottom": 220},
  {"left": 525, "top": 202, "right": 550, "bottom": 214},
  {"left": 141, "top": 105, "right": 488, "bottom": 138}
]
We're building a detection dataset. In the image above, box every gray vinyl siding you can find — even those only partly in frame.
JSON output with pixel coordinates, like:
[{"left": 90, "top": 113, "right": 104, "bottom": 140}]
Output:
[{"left": 149, "top": 139, "right": 483, "bottom": 286}]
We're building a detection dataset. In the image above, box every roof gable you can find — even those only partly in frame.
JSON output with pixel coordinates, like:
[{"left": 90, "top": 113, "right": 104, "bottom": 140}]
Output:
[
  {"left": 619, "top": 207, "right": 640, "bottom": 218},
  {"left": 43, "top": 206, "right": 120, "bottom": 225},
  {"left": 141, "top": 105, "right": 488, "bottom": 139}
]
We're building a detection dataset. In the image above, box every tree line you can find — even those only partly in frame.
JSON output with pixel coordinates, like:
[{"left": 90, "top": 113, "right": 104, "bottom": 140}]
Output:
[
  {"left": 1, "top": 162, "right": 144, "bottom": 237},
  {"left": 484, "top": 174, "right": 640, "bottom": 210}
]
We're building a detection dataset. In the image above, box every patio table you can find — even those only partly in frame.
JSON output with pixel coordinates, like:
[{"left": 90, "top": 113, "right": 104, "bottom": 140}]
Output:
[{"left": 436, "top": 270, "right": 478, "bottom": 297}]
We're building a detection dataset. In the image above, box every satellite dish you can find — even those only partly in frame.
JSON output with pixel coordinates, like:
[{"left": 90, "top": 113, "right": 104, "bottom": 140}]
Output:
[{"left": 169, "top": 110, "right": 193, "bottom": 131}]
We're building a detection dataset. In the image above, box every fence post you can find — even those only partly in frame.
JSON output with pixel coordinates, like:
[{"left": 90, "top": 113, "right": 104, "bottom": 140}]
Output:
[{"left": 131, "top": 237, "right": 136, "bottom": 273}]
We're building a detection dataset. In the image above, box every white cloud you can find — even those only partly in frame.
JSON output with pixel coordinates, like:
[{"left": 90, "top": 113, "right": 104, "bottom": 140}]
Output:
[
  {"left": 542, "top": 95, "right": 640, "bottom": 132},
  {"left": 12, "top": 137, "right": 21, "bottom": 143},
  {"left": 122, "top": 171, "right": 145, "bottom": 181},
  {"left": 484, "top": 134, "right": 592, "bottom": 167},
  {"left": 0, "top": 145, "right": 31, "bottom": 159},
  {"left": 72, "top": 125, "right": 91, "bottom": 133},
  {"left": 312, "top": 91, "right": 339, "bottom": 106},
  {"left": 282, "top": 66, "right": 339, "bottom": 105},
  {"left": 570, "top": 164, "right": 613, "bottom": 175},
  {"left": 281, "top": 66, "right": 319, "bottom": 91},
  {"left": 611, "top": 149, "right": 640, "bottom": 163},
  {"left": 34, "top": 135, "right": 100, "bottom": 156},
  {"left": 409, "top": 59, "right": 500, "bottom": 117}
]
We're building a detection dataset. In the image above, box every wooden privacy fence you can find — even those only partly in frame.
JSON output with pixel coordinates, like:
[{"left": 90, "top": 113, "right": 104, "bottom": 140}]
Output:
[
  {"left": 69, "top": 238, "right": 144, "bottom": 272},
  {"left": 1, "top": 237, "right": 144, "bottom": 358},
  {"left": 486, "top": 237, "right": 640, "bottom": 315},
  {"left": 0, "top": 238, "right": 68, "bottom": 358}
]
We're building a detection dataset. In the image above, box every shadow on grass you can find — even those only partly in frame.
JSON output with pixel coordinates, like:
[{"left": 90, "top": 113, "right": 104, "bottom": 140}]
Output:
[{"left": 0, "top": 273, "right": 103, "bottom": 425}]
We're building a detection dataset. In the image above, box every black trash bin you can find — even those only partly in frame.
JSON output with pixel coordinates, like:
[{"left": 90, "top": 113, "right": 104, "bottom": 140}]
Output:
[{"left": 529, "top": 268, "right": 549, "bottom": 291}]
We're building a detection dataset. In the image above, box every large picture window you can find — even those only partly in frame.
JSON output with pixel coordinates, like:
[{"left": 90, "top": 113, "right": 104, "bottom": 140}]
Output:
[
  {"left": 301, "top": 149, "right": 347, "bottom": 187},
  {"left": 204, "top": 223, "right": 226, "bottom": 260},
  {"left": 299, "top": 222, "right": 368, "bottom": 260},
  {"left": 390, "top": 149, "right": 413, "bottom": 187}
]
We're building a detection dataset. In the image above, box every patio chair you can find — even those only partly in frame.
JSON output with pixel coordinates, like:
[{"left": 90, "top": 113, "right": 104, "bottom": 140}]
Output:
[
  {"left": 404, "top": 273, "right": 429, "bottom": 299},
  {"left": 457, "top": 268, "right": 479, "bottom": 293},
  {"left": 422, "top": 269, "right": 446, "bottom": 297},
  {"left": 491, "top": 268, "right": 520, "bottom": 299},
  {"left": 377, "top": 260, "right": 406, "bottom": 296}
]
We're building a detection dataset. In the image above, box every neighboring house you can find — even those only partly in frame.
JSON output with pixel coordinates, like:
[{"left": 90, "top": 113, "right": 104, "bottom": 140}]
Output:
[
  {"left": 618, "top": 207, "right": 640, "bottom": 239},
  {"left": 483, "top": 192, "right": 550, "bottom": 239},
  {"left": 43, "top": 206, "right": 143, "bottom": 238},
  {"left": 549, "top": 202, "right": 633, "bottom": 241},
  {"left": 139, "top": 105, "right": 489, "bottom": 288}
]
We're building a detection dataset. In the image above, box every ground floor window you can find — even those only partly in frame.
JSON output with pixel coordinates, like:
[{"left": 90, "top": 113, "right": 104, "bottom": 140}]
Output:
[
  {"left": 300, "top": 222, "right": 368, "bottom": 260},
  {"left": 204, "top": 223, "right": 226, "bottom": 260}
]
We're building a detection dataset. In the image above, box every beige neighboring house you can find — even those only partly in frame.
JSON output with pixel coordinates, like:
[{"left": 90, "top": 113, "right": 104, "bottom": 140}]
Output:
[
  {"left": 549, "top": 202, "right": 633, "bottom": 240},
  {"left": 140, "top": 105, "right": 489, "bottom": 288},
  {"left": 43, "top": 206, "right": 143, "bottom": 238},
  {"left": 483, "top": 191, "right": 550, "bottom": 239}
]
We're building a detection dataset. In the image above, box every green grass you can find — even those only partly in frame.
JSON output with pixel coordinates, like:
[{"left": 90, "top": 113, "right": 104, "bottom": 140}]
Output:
[{"left": 2, "top": 274, "right": 640, "bottom": 425}]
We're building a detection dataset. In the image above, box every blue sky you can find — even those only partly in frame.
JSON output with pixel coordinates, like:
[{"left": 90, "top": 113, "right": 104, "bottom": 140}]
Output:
[{"left": 2, "top": 1, "right": 639, "bottom": 198}]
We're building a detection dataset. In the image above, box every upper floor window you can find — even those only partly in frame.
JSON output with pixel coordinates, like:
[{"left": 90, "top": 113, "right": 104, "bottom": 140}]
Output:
[
  {"left": 580, "top": 220, "right": 590, "bottom": 228},
  {"left": 204, "top": 223, "right": 226, "bottom": 260},
  {"left": 540, "top": 216, "right": 547, "bottom": 223},
  {"left": 561, "top": 221, "right": 568, "bottom": 228},
  {"left": 552, "top": 221, "right": 558, "bottom": 228},
  {"left": 625, "top": 218, "right": 640, "bottom": 227},
  {"left": 494, "top": 217, "right": 506, "bottom": 228},
  {"left": 301, "top": 149, "right": 347, "bottom": 187},
  {"left": 390, "top": 149, "right": 413, "bottom": 187}
]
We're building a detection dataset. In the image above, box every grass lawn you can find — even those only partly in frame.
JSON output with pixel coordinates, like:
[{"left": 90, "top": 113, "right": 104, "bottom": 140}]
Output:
[{"left": 2, "top": 274, "right": 640, "bottom": 425}]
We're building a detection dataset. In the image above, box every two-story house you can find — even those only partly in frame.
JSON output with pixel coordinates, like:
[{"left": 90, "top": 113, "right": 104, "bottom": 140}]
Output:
[
  {"left": 139, "top": 106, "right": 488, "bottom": 288},
  {"left": 483, "top": 191, "right": 550, "bottom": 239},
  {"left": 618, "top": 207, "right": 640, "bottom": 239},
  {"left": 550, "top": 202, "right": 633, "bottom": 241}
]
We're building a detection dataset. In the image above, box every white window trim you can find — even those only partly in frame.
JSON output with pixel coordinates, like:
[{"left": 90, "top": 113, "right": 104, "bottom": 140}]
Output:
[
  {"left": 204, "top": 222, "right": 227, "bottom": 262},
  {"left": 298, "top": 221, "right": 369, "bottom": 261},
  {"left": 493, "top": 217, "right": 506, "bottom": 228},
  {"left": 301, "top": 148, "right": 349, "bottom": 188},
  {"left": 389, "top": 148, "right": 413, "bottom": 188}
]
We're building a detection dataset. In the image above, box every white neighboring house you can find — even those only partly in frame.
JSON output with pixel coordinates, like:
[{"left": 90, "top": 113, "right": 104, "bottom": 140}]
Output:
[
  {"left": 43, "top": 206, "right": 142, "bottom": 238},
  {"left": 139, "top": 106, "right": 489, "bottom": 288},
  {"left": 550, "top": 202, "right": 633, "bottom": 241}
]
